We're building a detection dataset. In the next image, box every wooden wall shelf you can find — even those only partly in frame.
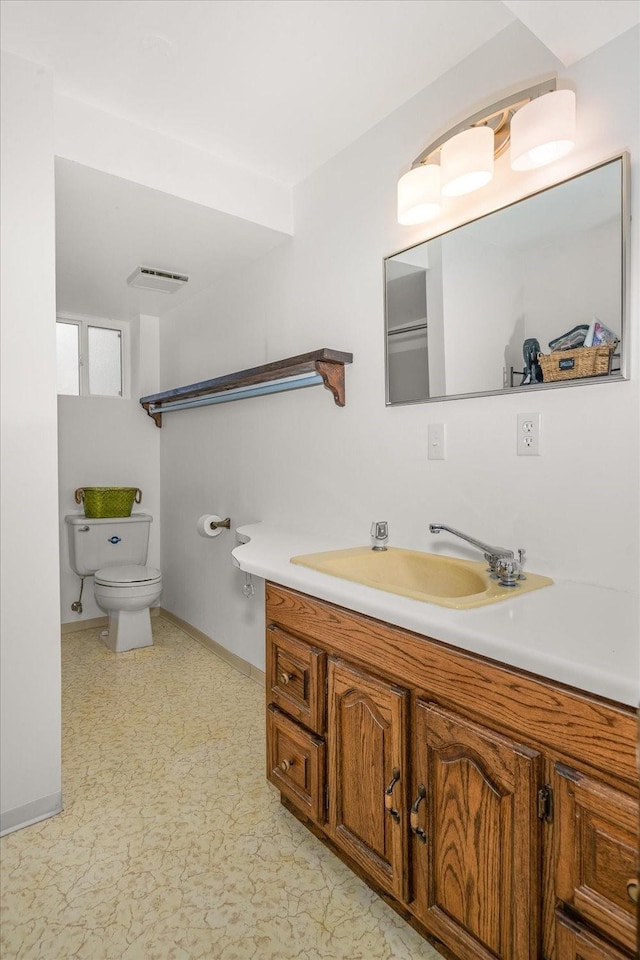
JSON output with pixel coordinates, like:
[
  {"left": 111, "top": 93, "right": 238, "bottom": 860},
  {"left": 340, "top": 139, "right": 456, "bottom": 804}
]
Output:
[{"left": 140, "top": 349, "right": 353, "bottom": 427}]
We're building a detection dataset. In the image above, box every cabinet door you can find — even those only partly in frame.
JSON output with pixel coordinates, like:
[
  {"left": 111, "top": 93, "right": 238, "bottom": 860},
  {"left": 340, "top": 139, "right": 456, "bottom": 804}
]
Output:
[
  {"left": 555, "top": 909, "right": 632, "bottom": 960},
  {"left": 327, "top": 658, "right": 408, "bottom": 901},
  {"left": 412, "top": 700, "right": 542, "bottom": 960},
  {"left": 554, "top": 762, "right": 638, "bottom": 954}
]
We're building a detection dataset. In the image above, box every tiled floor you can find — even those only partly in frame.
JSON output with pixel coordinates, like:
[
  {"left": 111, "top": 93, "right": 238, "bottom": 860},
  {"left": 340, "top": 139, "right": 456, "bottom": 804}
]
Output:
[{"left": 1, "top": 618, "right": 444, "bottom": 959}]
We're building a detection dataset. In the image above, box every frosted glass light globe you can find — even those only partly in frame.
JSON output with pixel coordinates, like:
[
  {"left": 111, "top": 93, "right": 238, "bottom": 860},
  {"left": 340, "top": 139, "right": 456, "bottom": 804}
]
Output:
[
  {"left": 441, "top": 126, "right": 494, "bottom": 197},
  {"left": 397, "top": 164, "right": 442, "bottom": 225},
  {"left": 511, "top": 89, "right": 576, "bottom": 171}
]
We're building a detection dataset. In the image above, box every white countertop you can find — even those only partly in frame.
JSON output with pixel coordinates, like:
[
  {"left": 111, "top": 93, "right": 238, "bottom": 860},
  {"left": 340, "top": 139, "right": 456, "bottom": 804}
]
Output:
[{"left": 232, "top": 523, "right": 640, "bottom": 707}]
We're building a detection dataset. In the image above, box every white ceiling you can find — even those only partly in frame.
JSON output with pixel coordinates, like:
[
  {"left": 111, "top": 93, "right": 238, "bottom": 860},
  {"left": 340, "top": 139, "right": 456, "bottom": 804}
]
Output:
[
  {"left": 2, "top": 0, "right": 637, "bottom": 321},
  {"left": 2, "top": 0, "right": 636, "bottom": 187},
  {"left": 501, "top": 0, "right": 640, "bottom": 67},
  {"left": 54, "top": 158, "right": 289, "bottom": 321},
  {"left": 2, "top": 0, "right": 519, "bottom": 185}
]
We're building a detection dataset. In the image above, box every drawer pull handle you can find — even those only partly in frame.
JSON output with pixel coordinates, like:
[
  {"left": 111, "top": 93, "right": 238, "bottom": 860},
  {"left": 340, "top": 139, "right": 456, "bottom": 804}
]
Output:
[
  {"left": 384, "top": 767, "right": 401, "bottom": 824},
  {"left": 279, "top": 672, "right": 294, "bottom": 685},
  {"left": 279, "top": 758, "right": 295, "bottom": 773},
  {"left": 627, "top": 878, "right": 639, "bottom": 904},
  {"left": 410, "top": 784, "right": 427, "bottom": 843}
]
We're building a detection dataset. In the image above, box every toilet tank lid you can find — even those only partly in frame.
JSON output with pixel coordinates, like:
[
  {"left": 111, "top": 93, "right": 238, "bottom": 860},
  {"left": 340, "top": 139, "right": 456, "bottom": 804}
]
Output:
[
  {"left": 65, "top": 513, "right": 152, "bottom": 524},
  {"left": 95, "top": 564, "right": 161, "bottom": 584}
]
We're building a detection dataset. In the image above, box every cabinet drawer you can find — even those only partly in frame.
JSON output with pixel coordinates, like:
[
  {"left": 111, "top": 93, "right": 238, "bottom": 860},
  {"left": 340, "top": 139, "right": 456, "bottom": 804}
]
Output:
[
  {"left": 266, "top": 624, "right": 326, "bottom": 734},
  {"left": 555, "top": 763, "right": 639, "bottom": 954},
  {"left": 555, "top": 909, "right": 632, "bottom": 960},
  {"left": 267, "top": 705, "right": 325, "bottom": 823}
]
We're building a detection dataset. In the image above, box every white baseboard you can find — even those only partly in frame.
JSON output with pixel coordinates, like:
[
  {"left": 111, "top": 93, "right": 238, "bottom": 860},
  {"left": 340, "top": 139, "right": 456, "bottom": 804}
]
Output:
[
  {"left": 0, "top": 792, "right": 63, "bottom": 837},
  {"left": 160, "top": 608, "right": 265, "bottom": 686},
  {"left": 61, "top": 615, "right": 107, "bottom": 635}
]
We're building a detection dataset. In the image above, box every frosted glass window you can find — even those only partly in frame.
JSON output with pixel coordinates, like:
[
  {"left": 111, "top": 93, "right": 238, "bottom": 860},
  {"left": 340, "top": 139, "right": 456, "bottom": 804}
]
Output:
[
  {"left": 88, "top": 326, "right": 122, "bottom": 396},
  {"left": 56, "top": 316, "right": 126, "bottom": 398},
  {"left": 56, "top": 321, "right": 80, "bottom": 395}
]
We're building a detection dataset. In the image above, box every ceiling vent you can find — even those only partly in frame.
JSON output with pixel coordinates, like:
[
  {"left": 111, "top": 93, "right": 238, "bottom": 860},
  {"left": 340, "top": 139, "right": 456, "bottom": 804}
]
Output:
[{"left": 126, "top": 266, "right": 189, "bottom": 293}]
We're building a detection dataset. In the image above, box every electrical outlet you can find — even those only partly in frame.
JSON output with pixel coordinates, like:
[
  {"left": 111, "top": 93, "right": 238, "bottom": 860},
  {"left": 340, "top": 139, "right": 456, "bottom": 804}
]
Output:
[
  {"left": 517, "top": 413, "right": 541, "bottom": 456},
  {"left": 428, "top": 423, "right": 446, "bottom": 460}
]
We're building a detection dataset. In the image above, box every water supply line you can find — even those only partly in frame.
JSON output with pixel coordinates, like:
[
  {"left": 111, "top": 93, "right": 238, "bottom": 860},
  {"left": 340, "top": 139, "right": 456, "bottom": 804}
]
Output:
[
  {"left": 71, "top": 577, "right": 85, "bottom": 614},
  {"left": 242, "top": 572, "right": 255, "bottom": 598}
]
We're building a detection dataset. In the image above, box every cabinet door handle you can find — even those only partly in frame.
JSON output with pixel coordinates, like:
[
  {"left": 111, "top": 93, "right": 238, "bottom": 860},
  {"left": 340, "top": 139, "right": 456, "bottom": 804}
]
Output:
[
  {"left": 627, "top": 878, "right": 639, "bottom": 904},
  {"left": 384, "top": 767, "right": 401, "bottom": 823},
  {"left": 410, "top": 784, "right": 427, "bottom": 843},
  {"left": 278, "top": 758, "right": 295, "bottom": 773},
  {"left": 279, "top": 672, "right": 294, "bottom": 685}
]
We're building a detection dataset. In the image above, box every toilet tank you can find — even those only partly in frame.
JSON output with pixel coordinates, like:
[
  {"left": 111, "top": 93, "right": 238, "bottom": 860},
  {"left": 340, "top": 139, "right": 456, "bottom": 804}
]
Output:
[{"left": 65, "top": 513, "right": 152, "bottom": 576}]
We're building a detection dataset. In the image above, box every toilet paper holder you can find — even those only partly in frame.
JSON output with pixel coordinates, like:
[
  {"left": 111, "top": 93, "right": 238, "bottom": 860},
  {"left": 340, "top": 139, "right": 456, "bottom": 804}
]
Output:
[{"left": 209, "top": 517, "right": 231, "bottom": 530}]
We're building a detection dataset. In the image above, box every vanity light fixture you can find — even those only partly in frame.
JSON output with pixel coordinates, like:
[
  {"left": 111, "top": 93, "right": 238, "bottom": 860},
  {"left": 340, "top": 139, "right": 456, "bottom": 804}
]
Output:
[
  {"left": 397, "top": 78, "right": 576, "bottom": 225},
  {"left": 510, "top": 88, "right": 576, "bottom": 171},
  {"left": 440, "top": 125, "right": 494, "bottom": 197},
  {"left": 397, "top": 164, "right": 442, "bottom": 225}
]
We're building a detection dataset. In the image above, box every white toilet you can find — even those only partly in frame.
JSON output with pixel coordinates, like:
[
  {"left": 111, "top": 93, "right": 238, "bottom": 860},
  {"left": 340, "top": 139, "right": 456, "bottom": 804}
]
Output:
[{"left": 66, "top": 513, "right": 162, "bottom": 652}]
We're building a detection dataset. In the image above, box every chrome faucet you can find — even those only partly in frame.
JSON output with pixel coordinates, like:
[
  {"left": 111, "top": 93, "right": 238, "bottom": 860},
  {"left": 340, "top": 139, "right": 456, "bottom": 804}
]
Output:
[
  {"left": 371, "top": 521, "right": 389, "bottom": 551},
  {"left": 429, "top": 523, "right": 526, "bottom": 587}
]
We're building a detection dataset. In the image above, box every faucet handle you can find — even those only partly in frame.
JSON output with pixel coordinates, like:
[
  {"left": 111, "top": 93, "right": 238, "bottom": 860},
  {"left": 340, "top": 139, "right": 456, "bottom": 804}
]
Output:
[
  {"left": 516, "top": 548, "right": 527, "bottom": 581},
  {"left": 371, "top": 521, "right": 389, "bottom": 551},
  {"left": 496, "top": 556, "right": 522, "bottom": 587}
]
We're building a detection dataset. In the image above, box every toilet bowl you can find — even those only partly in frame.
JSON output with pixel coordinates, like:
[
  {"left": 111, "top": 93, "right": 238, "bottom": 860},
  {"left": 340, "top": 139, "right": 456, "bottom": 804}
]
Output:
[
  {"left": 66, "top": 512, "right": 161, "bottom": 653},
  {"left": 94, "top": 564, "right": 162, "bottom": 653}
]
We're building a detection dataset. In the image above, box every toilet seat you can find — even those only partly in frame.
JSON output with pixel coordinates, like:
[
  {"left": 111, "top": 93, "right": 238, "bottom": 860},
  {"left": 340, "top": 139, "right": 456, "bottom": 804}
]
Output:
[{"left": 95, "top": 564, "right": 162, "bottom": 587}]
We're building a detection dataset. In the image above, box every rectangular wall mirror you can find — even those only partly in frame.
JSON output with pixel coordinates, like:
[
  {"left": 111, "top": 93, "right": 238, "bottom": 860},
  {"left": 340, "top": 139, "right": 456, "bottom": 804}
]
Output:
[{"left": 384, "top": 154, "right": 629, "bottom": 405}]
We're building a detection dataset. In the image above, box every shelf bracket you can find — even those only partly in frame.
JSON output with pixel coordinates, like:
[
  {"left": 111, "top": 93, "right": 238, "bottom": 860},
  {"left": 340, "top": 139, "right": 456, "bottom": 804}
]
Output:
[
  {"left": 315, "top": 360, "right": 346, "bottom": 407},
  {"left": 141, "top": 402, "right": 162, "bottom": 428}
]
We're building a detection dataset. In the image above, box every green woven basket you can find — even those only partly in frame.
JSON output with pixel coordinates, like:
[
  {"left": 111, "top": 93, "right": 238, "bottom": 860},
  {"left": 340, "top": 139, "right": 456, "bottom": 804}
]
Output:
[{"left": 74, "top": 487, "right": 142, "bottom": 518}]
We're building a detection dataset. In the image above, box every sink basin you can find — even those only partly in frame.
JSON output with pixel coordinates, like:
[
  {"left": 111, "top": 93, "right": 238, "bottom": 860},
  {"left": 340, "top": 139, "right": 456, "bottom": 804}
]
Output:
[{"left": 290, "top": 546, "right": 553, "bottom": 609}]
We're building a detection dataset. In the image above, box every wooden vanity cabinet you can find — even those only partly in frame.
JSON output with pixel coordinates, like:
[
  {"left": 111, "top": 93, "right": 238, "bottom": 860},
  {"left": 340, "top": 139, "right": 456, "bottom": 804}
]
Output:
[
  {"left": 264, "top": 583, "right": 638, "bottom": 960},
  {"left": 555, "top": 911, "right": 632, "bottom": 960},
  {"left": 266, "top": 624, "right": 325, "bottom": 734},
  {"left": 411, "top": 701, "right": 542, "bottom": 959},
  {"left": 266, "top": 704, "right": 325, "bottom": 821},
  {"left": 553, "top": 763, "right": 639, "bottom": 956},
  {"left": 265, "top": 624, "right": 327, "bottom": 825},
  {"left": 327, "top": 658, "right": 409, "bottom": 901}
]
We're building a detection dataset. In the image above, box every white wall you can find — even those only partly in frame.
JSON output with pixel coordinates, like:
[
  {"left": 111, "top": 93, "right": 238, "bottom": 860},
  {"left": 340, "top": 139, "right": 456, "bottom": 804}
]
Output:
[
  {"left": 157, "top": 22, "right": 639, "bottom": 672},
  {"left": 58, "top": 314, "right": 161, "bottom": 624},
  {"left": 0, "top": 53, "right": 62, "bottom": 833},
  {"left": 520, "top": 218, "right": 621, "bottom": 350},
  {"left": 442, "top": 232, "right": 521, "bottom": 395},
  {"left": 54, "top": 96, "right": 293, "bottom": 236}
]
